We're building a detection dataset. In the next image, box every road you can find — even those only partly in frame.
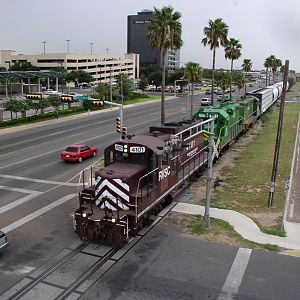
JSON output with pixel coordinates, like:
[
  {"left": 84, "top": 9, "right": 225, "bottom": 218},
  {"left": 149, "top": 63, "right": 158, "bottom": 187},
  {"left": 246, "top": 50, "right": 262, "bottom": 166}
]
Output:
[{"left": 1, "top": 87, "right": 300, "bottom": 299}]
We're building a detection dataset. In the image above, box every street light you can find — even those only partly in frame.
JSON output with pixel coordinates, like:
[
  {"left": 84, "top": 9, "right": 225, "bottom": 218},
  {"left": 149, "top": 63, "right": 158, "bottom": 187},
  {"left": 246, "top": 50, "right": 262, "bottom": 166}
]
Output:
[
  {"left": 5, "top": 61, "right": 12, "bottom": 99},
  {"left": 66, "top": 39, "right": 70, "bottom": 54},
  {"left": 42, "top": 41, "right": 47, "bottom": 55},
  {"left": 90, "top": 42, "right": 94, "bottom": 54}
]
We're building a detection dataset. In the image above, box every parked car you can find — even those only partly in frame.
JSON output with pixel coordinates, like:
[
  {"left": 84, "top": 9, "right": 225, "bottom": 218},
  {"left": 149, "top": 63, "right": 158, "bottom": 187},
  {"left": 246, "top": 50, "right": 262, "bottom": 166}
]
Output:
[
  {"left": 201, "top": 98, "right": 211, "bottom": 106},
  {"left": 61, "top": 144, "right": 98, "bottom": 163},
  {"left": 217, "top": 94, "right": 230, "bottom": 101},
  {"left": 0, "top": 230, "right": 9, "bottom": 253}
]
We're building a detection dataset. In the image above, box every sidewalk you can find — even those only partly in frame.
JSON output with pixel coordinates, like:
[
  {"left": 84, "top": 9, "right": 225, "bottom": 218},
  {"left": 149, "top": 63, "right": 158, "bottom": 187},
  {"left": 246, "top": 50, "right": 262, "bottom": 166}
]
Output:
[
  {"left": 172, "top": 112, "right": 300, "bottom": 252},
  {"left": 171, "top": 202, "right": 300, "bottom": 250}
]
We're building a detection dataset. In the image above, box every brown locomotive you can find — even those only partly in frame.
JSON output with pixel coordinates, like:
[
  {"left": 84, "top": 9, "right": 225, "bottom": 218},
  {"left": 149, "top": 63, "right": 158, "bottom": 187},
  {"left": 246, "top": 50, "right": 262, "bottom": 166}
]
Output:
[{"left": 74, "top": 117, "right": 214, "bottom": 247}]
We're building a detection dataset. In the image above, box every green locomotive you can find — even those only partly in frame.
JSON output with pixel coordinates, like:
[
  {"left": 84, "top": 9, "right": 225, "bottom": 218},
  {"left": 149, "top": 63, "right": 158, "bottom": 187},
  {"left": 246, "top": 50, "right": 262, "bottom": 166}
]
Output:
[{"left": 193, "top": 96, "right": 260, "bottom": 155}]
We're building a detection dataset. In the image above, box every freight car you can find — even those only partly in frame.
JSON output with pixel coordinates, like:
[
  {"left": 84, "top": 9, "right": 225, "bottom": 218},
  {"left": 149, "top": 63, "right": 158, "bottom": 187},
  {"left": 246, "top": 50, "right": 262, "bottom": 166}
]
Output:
[
  {"left": 74, "top": 117, "right": 214, "bottom": 247},
  {"left": 247, "top": 81, "right": 288, "bottom": 113}
]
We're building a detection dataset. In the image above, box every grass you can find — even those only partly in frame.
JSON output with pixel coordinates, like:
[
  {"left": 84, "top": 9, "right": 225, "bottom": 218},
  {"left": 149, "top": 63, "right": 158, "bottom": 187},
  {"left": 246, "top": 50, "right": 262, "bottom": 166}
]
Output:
[
  {"left": 187, "top": 216, "right": 281, "bottom": 252},
  {"left": 208, "top": 100, "right": 300, "bottom": 235}
]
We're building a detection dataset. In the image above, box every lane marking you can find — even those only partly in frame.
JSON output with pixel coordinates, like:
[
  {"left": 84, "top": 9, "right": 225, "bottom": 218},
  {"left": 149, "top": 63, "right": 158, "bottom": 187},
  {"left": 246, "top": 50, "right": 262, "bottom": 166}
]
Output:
[
  {"left": 2, "top": 193, "right": 76, "bottom": 233},
  {"left": 0, "top": 185, "right": 41, "bottom": 194},
  {"left": 0, "top": 109, "right": 180, "bottom": 170},
  {"left": 0, "top": 193, "right": 42, "bottom": 215},
  {"left": 0, "top": 174, "right": 79, "bottom": 186},
  {"left": 218, "top": 248, "right": 252, "bottom": 300}
]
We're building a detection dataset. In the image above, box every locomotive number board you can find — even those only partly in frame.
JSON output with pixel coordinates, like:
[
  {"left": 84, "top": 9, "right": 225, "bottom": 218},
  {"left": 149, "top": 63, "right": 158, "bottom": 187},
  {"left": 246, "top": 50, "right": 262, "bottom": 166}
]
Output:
[{"left": 130, "top": 146, "right": 145, "bottom": 153}]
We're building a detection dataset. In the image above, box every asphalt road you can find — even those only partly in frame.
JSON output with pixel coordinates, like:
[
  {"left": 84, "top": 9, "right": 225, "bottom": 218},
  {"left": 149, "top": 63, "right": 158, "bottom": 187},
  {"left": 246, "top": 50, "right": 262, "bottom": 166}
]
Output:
[{"left": 1, "top": 87, "right": 300, "bottom": 299}]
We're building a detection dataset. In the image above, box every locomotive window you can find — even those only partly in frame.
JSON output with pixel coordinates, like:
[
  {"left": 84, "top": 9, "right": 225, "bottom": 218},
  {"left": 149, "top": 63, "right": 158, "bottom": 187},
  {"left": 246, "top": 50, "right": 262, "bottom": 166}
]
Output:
[
  {"left": 130, "top": 153, "right": 145, "bottom": 164},
  {"left": 116, "top": 152, "right": 129, "bottom": 161},
  {"left": 105, "top": 150, "right": 114, "bottom": 165}
]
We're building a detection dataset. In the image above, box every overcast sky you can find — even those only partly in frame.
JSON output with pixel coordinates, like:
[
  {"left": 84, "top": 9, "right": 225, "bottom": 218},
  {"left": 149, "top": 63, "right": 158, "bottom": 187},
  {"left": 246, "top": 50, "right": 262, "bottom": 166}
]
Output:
[{"left": 1, "top": 0, "right": 300, "bottom": 71}]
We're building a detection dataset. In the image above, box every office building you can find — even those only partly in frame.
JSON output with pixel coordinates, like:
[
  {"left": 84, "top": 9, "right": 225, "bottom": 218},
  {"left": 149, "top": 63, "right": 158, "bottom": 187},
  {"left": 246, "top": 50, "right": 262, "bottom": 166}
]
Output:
[{"left": 127, "top": 10, "right": 180, "bottom": 72}]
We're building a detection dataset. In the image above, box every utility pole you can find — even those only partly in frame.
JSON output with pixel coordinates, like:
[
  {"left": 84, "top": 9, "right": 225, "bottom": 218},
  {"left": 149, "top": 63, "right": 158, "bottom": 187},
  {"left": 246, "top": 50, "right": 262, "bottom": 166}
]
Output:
[
  {"left": 202, "top": 117, "right": 215, "bottom": 228},
  {"left": 105, "top": 48, "right": 109, "bottom": 54},
  {"left": 66, "top": 39, "right": 70, "bottom": 54},
  {"left": 42, "top": 41, "right": 47, "bottom": 55},
  {"left": 109, "top": 65, "right": 113, "bottom": 109},
  {"left": 267, "top": 60, "right": 289, "bottom": 207},
  {"left": 89, "top": 42, "right": 93, "bottom": 54}
]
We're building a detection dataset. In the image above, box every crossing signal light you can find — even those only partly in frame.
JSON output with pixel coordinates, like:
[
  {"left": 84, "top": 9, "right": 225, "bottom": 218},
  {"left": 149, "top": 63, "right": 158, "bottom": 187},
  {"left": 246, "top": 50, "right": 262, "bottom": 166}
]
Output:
[
  {"left": 26, "top": 93, "right": 43, "bottom": 100},
  {"left": 60, "top": 95, "right": 73, "bottom": 102},
  {"left": 116, "top": 116, "right": 121, "bottom": 132}
]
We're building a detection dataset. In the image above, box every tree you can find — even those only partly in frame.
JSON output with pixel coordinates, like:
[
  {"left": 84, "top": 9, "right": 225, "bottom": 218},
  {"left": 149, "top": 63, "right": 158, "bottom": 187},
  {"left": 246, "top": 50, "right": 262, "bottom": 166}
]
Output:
[
  {"left": 218, "top": 71, "right": 230, "bottom": 96},
  {"left": 148, "top": 70, "right": 162, "bottom": 90},
  {"left": 264, "top": 56, "right": 273, "bottom": 86},
  {"left": 274, "top": 58, "right": 282, "bottom": 83},
  {"left": 95, "top": 83, "right": 110, "bottom": 100},
  {"left": 115, "top": 73, "right": 132, "bottom": 100},
  {"left": 138, "top": 75, "right": 148, "bottom": 92},
  {"left": 4, "top": 98, "right": 21, "bottom": 119},
  {"left": 31, "top": 98, "right": 50, "bottom": 114},
  {"left": 167, "top": 67, "right": 185, "bottom": 84},
  {"left": 48, "top": 95, "right": 61, "bottom": 109},
  {"left": 184, "top": 62, "right": 202, "bottom": 118},
  {"left": 242, "top": 59, "right": 252, "bottom": 95},
  {"left": 10, "top": 61, "right": 39, "bottom": 71},
  {"left": 233, "top": 72, "right": 245, "bottom": 95},
  {"left": 225, "top": 38, "right": 242, "bottom": 101},
  {"left": 148, "top": 5, "right": 183, "bottom": 124},
  {"left": 67, "top": 70, "right": 93, "bottom": 86},
  {"left": 202, "top": 18, "right": 229, "bottom": 106}
]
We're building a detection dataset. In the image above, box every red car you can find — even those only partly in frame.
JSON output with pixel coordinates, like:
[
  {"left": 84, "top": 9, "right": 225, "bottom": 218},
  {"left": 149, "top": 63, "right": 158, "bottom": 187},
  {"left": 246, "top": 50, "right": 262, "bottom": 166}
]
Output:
[{"left": 61, "top": 144, "right": 98, "bottom": 163}]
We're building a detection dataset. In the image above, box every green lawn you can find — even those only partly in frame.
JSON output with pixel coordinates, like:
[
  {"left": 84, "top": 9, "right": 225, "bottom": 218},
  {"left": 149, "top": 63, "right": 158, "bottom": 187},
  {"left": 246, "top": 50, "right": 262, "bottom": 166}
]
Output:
[{"left": 208, "top": 101, "right": 300, "bottom": 233}]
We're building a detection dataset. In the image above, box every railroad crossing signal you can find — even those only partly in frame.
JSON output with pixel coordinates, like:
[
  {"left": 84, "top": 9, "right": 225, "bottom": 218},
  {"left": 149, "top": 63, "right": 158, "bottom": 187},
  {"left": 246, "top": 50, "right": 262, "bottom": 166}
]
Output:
[
  {"left": 60, "top": 95, "right": 73, "bottom": 102},
  {"left": 26, "top": 93, "right": 43, "bottom": 100},
  {"left": 116, "top": 116, "right": 121, "bottom": 132}
]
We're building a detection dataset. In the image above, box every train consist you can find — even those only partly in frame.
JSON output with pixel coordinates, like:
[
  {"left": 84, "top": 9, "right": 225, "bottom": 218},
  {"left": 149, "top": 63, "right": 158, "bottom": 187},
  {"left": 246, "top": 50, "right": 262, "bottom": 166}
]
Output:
[
  {"left": 74, "top": 118, "right": 214, "bottom": 247},
  {"left": 74, "top": 80, "right": 287, "bottom": 247},
  {"left": 192, "top": 81, "right": 287, "bottom": 154}
]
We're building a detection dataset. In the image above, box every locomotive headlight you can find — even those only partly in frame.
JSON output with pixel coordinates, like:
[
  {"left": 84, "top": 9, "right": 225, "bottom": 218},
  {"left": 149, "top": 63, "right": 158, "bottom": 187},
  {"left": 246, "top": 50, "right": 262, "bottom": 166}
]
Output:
[
  {"left": 111, "top": 218, "right": 116, "bottom": 223},
  {"left": 124, "top": 149, "right": 128, "bottom": 153},
  {"left": 124, "top": 144, "right": 128, "bottom": 148},
  {"left": 82, "top": 212, "right": 87, "bottom": 218}
]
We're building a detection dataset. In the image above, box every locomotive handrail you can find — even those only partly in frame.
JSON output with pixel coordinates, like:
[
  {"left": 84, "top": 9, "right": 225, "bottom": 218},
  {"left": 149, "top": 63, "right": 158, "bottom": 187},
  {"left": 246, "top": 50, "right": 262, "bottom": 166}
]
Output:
[{"left": 134, "top": 167, "right": 159, "bottom": 223}]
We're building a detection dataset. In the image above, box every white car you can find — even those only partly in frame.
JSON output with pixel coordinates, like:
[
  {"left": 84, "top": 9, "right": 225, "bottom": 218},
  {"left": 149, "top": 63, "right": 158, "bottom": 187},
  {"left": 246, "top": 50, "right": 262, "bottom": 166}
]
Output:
[
  {"left": 201, "top": 98, "right": 211, "bottom": 106},
  {"left": 0, "top": 230, "right": 9, "bottom": 253}
]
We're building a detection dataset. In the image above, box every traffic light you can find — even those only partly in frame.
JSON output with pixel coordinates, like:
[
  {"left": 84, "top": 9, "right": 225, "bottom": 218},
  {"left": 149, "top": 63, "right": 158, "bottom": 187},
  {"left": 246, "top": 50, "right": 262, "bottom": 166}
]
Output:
[
  {"left": 121, "top": 126, "right": 127, "bottom": 140},
  {"left": 60, "top": 95, "right": 73, "bottom": 102},
  {"left": 26, "top": 93, "right": 43, "bottom": 100},
  {"left": 116, "top": 116, "right": 121, "bottom": 132}
]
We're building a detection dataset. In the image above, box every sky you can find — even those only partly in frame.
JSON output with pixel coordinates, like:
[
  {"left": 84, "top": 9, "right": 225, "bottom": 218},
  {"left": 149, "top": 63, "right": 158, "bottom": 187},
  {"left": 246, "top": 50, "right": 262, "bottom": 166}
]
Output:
[{"left": 1, "top": 0, "right": 300, "bottom": 71}]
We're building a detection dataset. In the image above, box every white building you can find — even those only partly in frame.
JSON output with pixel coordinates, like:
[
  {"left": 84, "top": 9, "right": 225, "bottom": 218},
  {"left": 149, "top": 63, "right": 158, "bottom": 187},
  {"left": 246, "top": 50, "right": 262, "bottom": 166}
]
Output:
[{"left": 0, "top": 50, "right": 139, "bottom": 85}]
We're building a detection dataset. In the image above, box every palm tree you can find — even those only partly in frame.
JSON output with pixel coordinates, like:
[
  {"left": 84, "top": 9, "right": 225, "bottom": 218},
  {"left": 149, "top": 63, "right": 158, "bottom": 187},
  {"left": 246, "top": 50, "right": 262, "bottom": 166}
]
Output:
[
  {"left": 224, "top": 38, "right": 242, "bottom": 101},
  {"left": 274, "top": 58, "right": 282, "bottom": 83},
  {"left": 184, "top": 62, "right": 202, "bottom": 118},
  {"left": 242, "top": 59, "right": 252, "bottom": 96},
  {"left": 202, "top": 18, "right": 228, "bottom": 106},
  {"left": 264, "top": 56, "right": 273, "bottom": 86},
  {"left": 148, "top": 6, "right": 183, "bottom": 124}
]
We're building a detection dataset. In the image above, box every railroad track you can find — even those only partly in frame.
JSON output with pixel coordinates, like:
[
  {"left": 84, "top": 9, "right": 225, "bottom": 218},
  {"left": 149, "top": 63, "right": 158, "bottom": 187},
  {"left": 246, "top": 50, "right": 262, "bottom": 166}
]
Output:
[{"left": 2, "top": 201, "right": 177, "bottom": 300}]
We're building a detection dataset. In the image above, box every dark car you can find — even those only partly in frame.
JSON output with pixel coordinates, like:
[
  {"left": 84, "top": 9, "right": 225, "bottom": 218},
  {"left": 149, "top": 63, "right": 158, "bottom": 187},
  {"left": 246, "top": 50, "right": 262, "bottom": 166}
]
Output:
[
  {"left": 61, "top": 144, "right": 98, "bottom": 163},
  {"left": 0, "top": 230, "right": 9, "bottom": 253}
]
